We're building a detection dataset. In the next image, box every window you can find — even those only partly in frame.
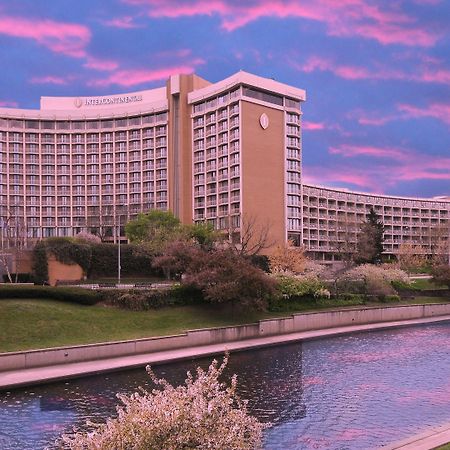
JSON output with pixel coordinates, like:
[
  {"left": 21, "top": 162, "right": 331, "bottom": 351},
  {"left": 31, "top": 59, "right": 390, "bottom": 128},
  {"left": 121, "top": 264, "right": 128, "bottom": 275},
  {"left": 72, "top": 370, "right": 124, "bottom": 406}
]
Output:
[{"left": 242, "top": 86, "right": 283, "bottom": 106}]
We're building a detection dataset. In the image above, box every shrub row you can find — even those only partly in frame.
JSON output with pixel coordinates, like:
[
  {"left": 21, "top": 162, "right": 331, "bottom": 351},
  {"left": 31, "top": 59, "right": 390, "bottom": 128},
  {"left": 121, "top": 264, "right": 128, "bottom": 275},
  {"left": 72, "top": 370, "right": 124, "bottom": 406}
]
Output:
[
  {"left": 101, "top": 285, "right": 203, "bottom": 310},
  {"left": 89, "top": 244, "right": 160, "bottom": 278},
  {"left": 0, "top": 285, "right": 101, "bottom": 305},
  {"left": 267, "top": 292, "right": 401, "bottom": 312},
  {"left": 2, "top": 273, "right": 35, "bottom": 283}
]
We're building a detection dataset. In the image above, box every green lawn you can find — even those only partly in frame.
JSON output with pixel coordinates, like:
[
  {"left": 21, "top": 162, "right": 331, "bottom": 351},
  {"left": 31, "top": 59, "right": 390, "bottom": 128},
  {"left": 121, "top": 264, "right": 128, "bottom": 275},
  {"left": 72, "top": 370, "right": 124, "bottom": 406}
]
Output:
[
  {"left": 0, "top": 295, "right": 449, "bottom": 353},
  {"left": 410, "top": 278, "right": 446, "bottom": 290},
  {"left": 0, "top": 299, "right": 294, "bottom": 353},
  {"left": 435, "top": 445, "right": 450, "bottom": 450}
]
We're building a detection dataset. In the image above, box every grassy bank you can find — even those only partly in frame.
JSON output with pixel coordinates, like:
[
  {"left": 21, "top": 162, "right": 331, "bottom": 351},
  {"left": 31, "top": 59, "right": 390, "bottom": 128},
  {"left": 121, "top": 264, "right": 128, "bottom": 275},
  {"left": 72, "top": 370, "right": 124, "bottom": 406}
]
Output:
[{"left": 1, "top": 296, "right": 449, "bottom": 353}]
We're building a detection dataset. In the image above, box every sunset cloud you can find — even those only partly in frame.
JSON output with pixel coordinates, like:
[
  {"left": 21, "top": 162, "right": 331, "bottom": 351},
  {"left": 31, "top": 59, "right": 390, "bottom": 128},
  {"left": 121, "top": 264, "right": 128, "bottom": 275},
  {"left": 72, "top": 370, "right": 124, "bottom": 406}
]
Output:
[
  {"left": 0, "top": 100, "right": 18, "bottom": 108},
  {"left": 316, "top": 144, "right": 450, "bottom": 192},
  {"left": 295, "top": 56, "right": 450, "bottom": 85},
  {"left": 351, "top": 102, "right": 450, "bottom": 127},
  {"left": 0, "top": 15, "right": 91, "bottom": 57},
  {"left": 302, "top": 121, "right": 326, "bottom": 131},
  {"left": 29, "top": 75, "right": 72, "bottom": 85},
  {"left": 304, "top": 155, "right": 450, "bottom": 193},
  {"left": 83, "top": 57, "right": 119, "bottom": 72},
  {"left": 123, "top": 0, "right": 440, "bottom": 47},
  {"left": 88, "top": 62, "right": 204, "bottom": 87},
  {"left": 329, "top": 144, "right": 408, "bottom": 161},
  {"left": 303, "top": 167, "right": 383, "bottom": 192},
  {"left": 398, "top": 103, "right": 450, "bottom": 125},
  {"left": 101, "top": 16, "right": 142, "bottom": 29}
]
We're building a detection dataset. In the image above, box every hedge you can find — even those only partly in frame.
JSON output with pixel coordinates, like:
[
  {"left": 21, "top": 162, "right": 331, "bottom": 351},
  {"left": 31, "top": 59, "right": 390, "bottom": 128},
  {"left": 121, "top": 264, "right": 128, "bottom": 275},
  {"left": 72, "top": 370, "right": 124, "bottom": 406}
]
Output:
[
  {"left": 101, "top": 284, "right": 203, "bottom": 310},
  {"left": 268, "top": 292, "right": 367, "bottom": 312},
  {"left": 2, "top": 273, "right": 35, "bottom": 283},
  {"left": 31, "top": 240, "right": 163, "bottom": 283},
  {"left": 0, "top": 286, "right": 101, "bottom": 305},
  {"left": 89, "top": 244, "right": 162, "bottom": 278}
]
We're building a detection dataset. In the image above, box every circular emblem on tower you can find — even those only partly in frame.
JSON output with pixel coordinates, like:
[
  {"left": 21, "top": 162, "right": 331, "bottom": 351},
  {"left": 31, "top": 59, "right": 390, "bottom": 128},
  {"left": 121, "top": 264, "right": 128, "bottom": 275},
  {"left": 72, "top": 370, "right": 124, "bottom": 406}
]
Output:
[
  {"left": 259, "top": 113, "right": 269, "bottom": 130},
  {"left": 74, "top": 97, "right": 83, "bottom": 108}
]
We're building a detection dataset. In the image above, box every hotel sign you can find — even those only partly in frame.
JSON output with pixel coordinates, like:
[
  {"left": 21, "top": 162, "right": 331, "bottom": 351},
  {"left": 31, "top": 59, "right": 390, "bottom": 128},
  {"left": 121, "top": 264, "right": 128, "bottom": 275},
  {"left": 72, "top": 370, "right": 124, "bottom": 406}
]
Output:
[
  {"left": 74, "top": 95, "right": 143, "bottom": 108},
  {"left": 259, "top": 113, "right": 269, "bottom": 130}
]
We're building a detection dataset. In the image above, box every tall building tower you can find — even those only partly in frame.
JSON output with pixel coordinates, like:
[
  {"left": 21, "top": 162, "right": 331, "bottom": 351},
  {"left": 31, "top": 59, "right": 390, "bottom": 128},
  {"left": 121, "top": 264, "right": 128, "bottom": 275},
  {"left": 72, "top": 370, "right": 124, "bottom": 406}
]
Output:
[{"left": 185, "top": 72, "right": 306, "bottom": 250}]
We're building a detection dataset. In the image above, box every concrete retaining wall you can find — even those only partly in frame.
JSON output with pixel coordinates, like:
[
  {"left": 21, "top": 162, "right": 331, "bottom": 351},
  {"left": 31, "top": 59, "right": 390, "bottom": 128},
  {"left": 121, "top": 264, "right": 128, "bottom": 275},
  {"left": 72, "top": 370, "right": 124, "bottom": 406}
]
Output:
[{"left": 2, "top": 303, "right": 450, "bottom": 372}]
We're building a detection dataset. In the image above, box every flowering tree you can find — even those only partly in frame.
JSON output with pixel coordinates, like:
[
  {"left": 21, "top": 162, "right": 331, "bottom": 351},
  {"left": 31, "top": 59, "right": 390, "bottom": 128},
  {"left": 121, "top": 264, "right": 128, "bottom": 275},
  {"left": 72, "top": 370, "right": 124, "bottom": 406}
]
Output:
[
  {"left": 431, "top": 264, "right": 450, "bottom": 289},
  {"left": 60, "top": 354, "right": 267, "bottom": 450},
  {"left": 342, "top": 264, "right": 409, "bottom": 296},
  {"left": 75, "top": 231, "right": 102, "bottom": 244},
  {"left": 397, "top": 243, "right": 426, "bottom": 273},
  {"left": 268, "top": 241, "right": 308, "bottom": 275}
]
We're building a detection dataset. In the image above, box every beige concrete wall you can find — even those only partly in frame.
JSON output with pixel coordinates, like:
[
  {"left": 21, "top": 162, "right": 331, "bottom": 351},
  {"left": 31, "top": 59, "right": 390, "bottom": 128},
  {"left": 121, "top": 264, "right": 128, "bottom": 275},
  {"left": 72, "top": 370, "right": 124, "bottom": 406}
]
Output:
[
  {"left": 240, "top": 100, "right": 287, "bottom": 253},
  {"left": 47, "top": 256, "right": 84, "bottom": 286},
  {"left": 14, "top": 250, "right": 33, "bottom": 273},
  {"left": 167, "top": 74, "right": 211, "bottom": 224},
  {"left": 2, "top": 303, "right": 450, "bottom": 372}
]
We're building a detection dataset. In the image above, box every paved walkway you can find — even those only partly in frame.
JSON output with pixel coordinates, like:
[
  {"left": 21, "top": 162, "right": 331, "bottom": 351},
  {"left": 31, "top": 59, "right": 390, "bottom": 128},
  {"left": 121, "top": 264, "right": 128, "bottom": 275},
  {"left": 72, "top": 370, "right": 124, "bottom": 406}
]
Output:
[
  {"left": 1, "top": 315, "right": 450, "bottom": 391},
  {"left": 382, "top": 422, "right": 450, "bottom": 449}
]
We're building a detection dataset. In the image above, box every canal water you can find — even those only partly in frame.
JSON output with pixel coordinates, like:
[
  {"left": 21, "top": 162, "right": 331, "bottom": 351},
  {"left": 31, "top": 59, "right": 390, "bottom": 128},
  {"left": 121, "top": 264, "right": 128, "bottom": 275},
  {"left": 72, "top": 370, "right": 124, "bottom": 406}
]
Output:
[{"left": 1, "top": 322, "right": 450, "bottom": 449}]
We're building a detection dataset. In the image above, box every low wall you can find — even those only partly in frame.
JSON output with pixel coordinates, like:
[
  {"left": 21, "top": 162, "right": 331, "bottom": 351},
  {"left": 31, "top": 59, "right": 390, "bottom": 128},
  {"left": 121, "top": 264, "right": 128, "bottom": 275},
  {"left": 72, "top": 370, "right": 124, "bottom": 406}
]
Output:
[
  {"left": 47, "top": 256, "right": 83, "bottom": 287},
  {"left": 1, "top": 303, "right": 450, "bottom": 373}
]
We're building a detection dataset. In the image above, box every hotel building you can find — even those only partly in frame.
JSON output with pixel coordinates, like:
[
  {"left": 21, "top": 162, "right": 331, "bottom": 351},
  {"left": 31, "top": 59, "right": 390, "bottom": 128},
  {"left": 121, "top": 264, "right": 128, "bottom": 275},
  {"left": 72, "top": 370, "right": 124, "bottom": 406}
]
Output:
[{"left": 0, "top": 71, "right": 449, "bottom": 260}]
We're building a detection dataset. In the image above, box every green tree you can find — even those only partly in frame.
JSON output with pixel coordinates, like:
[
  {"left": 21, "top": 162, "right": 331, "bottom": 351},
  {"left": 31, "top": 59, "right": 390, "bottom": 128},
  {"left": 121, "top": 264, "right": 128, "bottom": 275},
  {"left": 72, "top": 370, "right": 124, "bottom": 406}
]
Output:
[
  {"left": 125, "top": 210, "right": 183, "bottom": 254},
  {"left": 355, "top": 208, "right": 385, "bottom": 264},
  {"left": 185, "top": 222, "right": 218, "bottom": 250}
]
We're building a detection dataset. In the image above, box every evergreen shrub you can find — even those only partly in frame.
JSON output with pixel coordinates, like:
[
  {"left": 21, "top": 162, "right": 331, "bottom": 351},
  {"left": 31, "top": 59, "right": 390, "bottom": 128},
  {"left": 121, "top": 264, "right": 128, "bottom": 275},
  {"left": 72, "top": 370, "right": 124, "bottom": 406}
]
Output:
[{"left": 0, "top": 285, "right": 101, "bottom": 305}]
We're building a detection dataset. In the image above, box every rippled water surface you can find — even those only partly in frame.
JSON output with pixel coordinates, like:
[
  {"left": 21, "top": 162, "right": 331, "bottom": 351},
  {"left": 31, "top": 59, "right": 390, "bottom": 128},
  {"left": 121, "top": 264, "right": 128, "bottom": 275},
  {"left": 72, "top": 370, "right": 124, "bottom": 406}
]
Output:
[{"left": 2, "top": 322, "right": 450, "bottom": 449}]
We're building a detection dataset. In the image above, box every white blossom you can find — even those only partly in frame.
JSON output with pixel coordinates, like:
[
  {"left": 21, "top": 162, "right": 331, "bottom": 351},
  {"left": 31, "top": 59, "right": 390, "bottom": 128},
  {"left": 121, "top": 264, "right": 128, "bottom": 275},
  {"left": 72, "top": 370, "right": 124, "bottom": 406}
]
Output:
[{"left": 58, "top": 354, "right": 268, "bottom": 450}]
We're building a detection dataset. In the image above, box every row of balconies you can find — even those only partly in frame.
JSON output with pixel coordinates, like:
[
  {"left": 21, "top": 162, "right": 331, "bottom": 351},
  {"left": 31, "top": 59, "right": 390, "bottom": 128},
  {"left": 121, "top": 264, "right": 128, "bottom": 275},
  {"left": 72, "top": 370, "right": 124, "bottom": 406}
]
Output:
[
  {"left": 3, "top": 133, "right": 166, "bottom": 145},
  {"left": 303, "top": 208, "right": 449, "bottom": 218},
  {"left": 304, "top": 190, "right": 449, "bottom": 210}
]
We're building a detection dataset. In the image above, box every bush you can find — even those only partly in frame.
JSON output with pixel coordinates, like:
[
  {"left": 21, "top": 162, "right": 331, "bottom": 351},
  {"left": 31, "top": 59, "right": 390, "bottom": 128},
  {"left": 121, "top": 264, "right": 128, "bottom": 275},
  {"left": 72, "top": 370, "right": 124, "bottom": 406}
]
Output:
[
  {"left": 59, "top": 355, "right": 267, "bottom": 450},
  {"left": 89, "top": 244, "right": 161, "bottom": 278},
  {"left": 267, "top": 291, "right": 365, "bottom": 312},
  {"left": 183, "top": 249, "right": 276, "bottom": 311},
  {"left": 101, "top": 284, "right": 203, "bottom": 310},
  {"left": 341, "top": 264, "right": 410, "bottom": 296},
  {"left": 32, "top": 240, "right": 48, "bottom": 284},
  {"left": 316, "top": 295, "right": 365, "bottom": 308},
  {"left": 44, "top": 237, "right": 92, "bottom": 273},
  {"left": 431, "top": 264, "right": 450, "bottom": 289},
  {"left": 31, "top": 238, "right": 92, "bottom": 283},
  {"left": 103, "top": 289, "right": 176, "bottom": 310},
  {"left": 0, "top": 285, "right": 101, "bottom": 305},
  {"left": 335, "top": 293, "right": 366, "bottom": 303},
  {"left": 381, "top": 294, "right": 401, "bottom": 303},
  {"left": 333, "top": 278, "right": 366, "bottom": 295},
  {"left": 313, "top": 288, "right": 331, "bottom": 300},
  {"left": 276, "top": 275, "right": 324, "bottom": 300},
  {"left": 2, "top": 273, "right": 34, "bottom": 283},
  {"left": 391, "top": 280, "right": 420, "bottom": 292},
  {"left": 249, "top": 254, "right": 270, "bottom": 273}
]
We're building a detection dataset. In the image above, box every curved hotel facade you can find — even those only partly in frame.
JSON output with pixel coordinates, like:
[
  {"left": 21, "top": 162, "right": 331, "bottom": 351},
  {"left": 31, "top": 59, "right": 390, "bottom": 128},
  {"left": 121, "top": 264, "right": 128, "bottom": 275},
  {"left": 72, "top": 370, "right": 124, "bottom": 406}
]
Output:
[{"left": 0, "top": 71, "right": 449, "bottom": 260}]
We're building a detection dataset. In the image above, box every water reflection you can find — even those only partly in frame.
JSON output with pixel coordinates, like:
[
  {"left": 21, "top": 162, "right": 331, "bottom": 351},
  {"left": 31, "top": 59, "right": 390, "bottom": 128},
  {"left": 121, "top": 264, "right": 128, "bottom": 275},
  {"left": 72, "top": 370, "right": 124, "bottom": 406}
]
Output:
[
  {"left": 1, "top": 322, "right": 450, "bottom": 449},
  {"left": 154, "top": 343, "right": 306, "bottom": 424}
]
